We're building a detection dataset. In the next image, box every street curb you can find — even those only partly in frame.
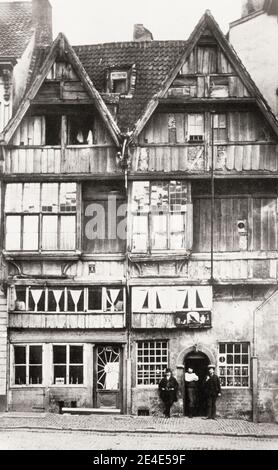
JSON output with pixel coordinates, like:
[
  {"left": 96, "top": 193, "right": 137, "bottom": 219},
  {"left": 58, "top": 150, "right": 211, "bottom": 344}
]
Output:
[{"left": 0, "top": 425, "right": 278, "bottom": 439}]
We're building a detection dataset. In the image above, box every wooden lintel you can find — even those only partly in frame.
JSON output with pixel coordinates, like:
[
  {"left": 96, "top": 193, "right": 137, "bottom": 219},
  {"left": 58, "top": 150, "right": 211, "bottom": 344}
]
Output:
[{"left": 2, "top": 173, "right": 125, "bottom": 182}]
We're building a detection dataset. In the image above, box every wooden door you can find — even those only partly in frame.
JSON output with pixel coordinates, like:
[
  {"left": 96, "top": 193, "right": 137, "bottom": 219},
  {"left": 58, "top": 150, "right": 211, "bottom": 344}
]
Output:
[{"left": 93, "top": 345, "right": 122, "bottom": 410}]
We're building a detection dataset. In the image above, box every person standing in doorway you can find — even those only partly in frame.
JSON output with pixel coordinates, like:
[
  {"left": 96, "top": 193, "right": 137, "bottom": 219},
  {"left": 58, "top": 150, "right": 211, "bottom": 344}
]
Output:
[
  {"left": 158, "top": 368, "right": 179, "bottom": 418},
  {"left": 204, "top": 364, "right": 221, "bottom": 420},
  {"left": 185, "top": 367, "right": 199, "bottom": 418}
]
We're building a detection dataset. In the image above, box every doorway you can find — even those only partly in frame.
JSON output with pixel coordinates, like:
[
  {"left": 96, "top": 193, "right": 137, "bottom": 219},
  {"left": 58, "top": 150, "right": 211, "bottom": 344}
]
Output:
[
  {"left": 93, "top": 345, "right": 123, "bottom": 411},
  {"left": 184, "top": 351, "right": 210, "bottom": 416}
]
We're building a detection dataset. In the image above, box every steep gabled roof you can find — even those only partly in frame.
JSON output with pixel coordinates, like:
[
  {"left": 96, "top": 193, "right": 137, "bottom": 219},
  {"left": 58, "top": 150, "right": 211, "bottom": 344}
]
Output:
[
  {"left": 73, "top": 41, "right": 187, "bottom": 133},
  {"left": 132, "top": 10, "right": 278, "bottom": 139},
  {"left": 1, "top": 33, "right": 122, "bottom": 146},
  {"left": 0, "top": 1, "right": 33, "bottom": 57}
]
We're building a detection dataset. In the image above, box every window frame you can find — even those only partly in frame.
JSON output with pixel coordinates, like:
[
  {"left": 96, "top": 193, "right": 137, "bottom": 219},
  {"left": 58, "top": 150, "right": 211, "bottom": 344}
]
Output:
[
  {"left": 11, "top": 344, "right": 44, "bottom": 388},
  {"left": 212, "top": 113, "right": 228, "bottom": 142},
  {"left": 5, "top": 182, "right": 78, "bottom": 252},
  {"left": 187, "top": 113, "right": 205, "bottom": 142},
  {"left": 10, "top": 285, "right": 126, "bottom": 314},
  {"left": 136, "top": 340, "right": 169, "bottom": 388},
  {"left": 218, "top": 342, "right": 250, "bottom": 389},
  {"left": 131, "top": 181, "right": 191, "bottom": 253},
  {"left": 52, "top": 344, "right": 85, "bottom": 387}
]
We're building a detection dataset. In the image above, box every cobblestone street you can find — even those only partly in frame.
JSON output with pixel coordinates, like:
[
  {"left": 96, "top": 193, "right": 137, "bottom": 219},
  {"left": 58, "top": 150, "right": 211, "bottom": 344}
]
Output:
[
  {"left": 0, "top": 413, "right": 278, "bottom": 438},
  {"left": 0, "top": 429, "right": 277, "bottom": 450}
]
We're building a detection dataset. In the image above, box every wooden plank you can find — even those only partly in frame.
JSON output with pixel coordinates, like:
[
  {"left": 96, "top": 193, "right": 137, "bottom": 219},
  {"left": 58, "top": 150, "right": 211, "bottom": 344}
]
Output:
[
  {"left": 242, "top": 144, "right": 252, "bottom": 171},
  {"left": 33, "top": 116, "right": 42, "bottom": 145},
  {"left": 225, "top": 145, "right": 235, "bottom": 170},
  {"left": 252, "top": 198, "right": 262, "bottom": 251},
  {"left": 33, "top": 148, "right": 42, "bottom": 173},
  {"left": 175, "top": 114, "right": 185, "bottom": 143},
  {"left": 197, "top": 76, "right": 205, "bottom": 98},
  {"left": 234, "top": 145, "right": 243, "bottom": 172},
  {"left": 54, "top": 149, "right": 61, "bottom": 173},
  {"left": 20, "top": 119, "right": 28, "bottom": 145},
  {"left": 26, "top": 148, "right": 34, "bottom": 173},
  {"left": 47, "top": 148, "right": 55, "bottom": 173},
  {"left": 251, "top": 145, "right": 260, "bottom": 170},
  {"left": 27, "top": 116, "right": 34, "bottom": 146}
]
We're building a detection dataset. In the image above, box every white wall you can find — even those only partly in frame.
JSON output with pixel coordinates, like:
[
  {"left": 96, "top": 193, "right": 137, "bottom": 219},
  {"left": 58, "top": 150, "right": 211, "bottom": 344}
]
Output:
[{"left": 230, "top": 12, "right": 278, "bottom": 116}]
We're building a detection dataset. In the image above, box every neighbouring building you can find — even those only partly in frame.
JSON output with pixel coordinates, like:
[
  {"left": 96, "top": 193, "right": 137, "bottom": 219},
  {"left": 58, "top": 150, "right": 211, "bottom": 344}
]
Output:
[
  {"left": 229, "top": 0, "right": 278, "bottom": 116},
  {"left": 0, "top": 0, "right": 278, "bottom": 422}
]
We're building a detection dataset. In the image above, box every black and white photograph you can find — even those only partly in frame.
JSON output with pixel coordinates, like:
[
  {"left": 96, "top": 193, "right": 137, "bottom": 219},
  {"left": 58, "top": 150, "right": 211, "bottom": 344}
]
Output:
[{"left": 0, "top": 0, "right": 278, "bottom": 455}]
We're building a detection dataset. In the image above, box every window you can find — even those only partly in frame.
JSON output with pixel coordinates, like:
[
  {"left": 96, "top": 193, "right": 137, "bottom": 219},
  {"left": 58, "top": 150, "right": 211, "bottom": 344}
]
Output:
[
  {"left": 136, "top": 341, "right": 168, "bottom": 386},
  {"left": 187, "top": 114, "right": 204, "bottom": 141},
  {"left": 13, "top": 345, "right": 42, "bottom": 385},
  {"left": 209, "top": 76, "right": 229, "bottom": 98},
  {"left": 53, "top": 345, "right": 84, "bottom": 385},
  {"left": 11, "top": 286, "right": 125, "bottom": 313},
  {"left": 218, "top": 343, "right": 250, "bottom": 388},
  {"left": 109, "top": 71, "right": 128, "bottom": 94},
  {"left": 132, "top": 181, "right": 190, "bottom": 252},
  {"left": 5, "top": 183, "right": 77, "bottom": 251},
  {"left": 67, "top": 115, "right": 95, "bottom": 145},
  {"left": 45, "top": 115, "right": 61, "bottom": 145},
  {"left": 212, "top": 114, "right": 227, "bottom": 141}
]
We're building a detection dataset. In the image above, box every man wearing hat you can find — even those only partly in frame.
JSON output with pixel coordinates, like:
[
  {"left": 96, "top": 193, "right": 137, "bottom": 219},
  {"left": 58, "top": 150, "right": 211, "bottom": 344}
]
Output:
[
  {"left": 158, "top": 368, "right": 179, "bottom": 418},
  {"left": 204, "top": 364, "right": 221, "bottom": 420}
]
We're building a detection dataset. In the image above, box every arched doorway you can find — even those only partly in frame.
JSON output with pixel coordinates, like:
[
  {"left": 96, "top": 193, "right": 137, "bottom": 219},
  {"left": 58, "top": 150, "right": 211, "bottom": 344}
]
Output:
[{"left": 184, "top": 351, "right": 210, "bottom": 417}]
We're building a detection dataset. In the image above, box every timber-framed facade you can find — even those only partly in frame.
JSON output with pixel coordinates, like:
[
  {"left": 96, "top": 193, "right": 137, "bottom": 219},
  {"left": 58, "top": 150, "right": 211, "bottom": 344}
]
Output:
[{"left": 0, "top": 0, "right": 278, "bottom": 422}]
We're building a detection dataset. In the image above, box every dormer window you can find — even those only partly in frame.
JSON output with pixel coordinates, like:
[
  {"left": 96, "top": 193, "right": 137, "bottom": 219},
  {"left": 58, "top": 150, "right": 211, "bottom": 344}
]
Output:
[{"left": 110, "top": 71, "right": 128, "bottom": 94}]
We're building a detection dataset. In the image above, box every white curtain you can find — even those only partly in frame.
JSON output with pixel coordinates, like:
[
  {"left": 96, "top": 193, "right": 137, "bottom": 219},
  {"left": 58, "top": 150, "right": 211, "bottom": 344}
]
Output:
[
  {"left": 31, "top": 289, "right": 43, "bottom": 312},
  {"left": 52, "top": 290, "right": 63, "bottom": 312},
  {"left": 69, "top": 290, "right": 82, "bottom": 312}
]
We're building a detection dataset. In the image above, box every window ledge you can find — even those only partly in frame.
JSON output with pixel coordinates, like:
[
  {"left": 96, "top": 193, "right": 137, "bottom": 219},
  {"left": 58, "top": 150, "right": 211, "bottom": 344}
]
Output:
[
  {"left": 129, "top": 252, "right": 191, "bottom": 262},
  {"left": 3, "top": 251, "right": 81, "bottom": 262}
]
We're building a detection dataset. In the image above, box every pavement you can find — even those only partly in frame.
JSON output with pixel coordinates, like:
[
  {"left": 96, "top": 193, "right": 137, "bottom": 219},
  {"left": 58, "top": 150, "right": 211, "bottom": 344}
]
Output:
[{"left": 0, "top": 412, "right": 278, "bottom": 438}]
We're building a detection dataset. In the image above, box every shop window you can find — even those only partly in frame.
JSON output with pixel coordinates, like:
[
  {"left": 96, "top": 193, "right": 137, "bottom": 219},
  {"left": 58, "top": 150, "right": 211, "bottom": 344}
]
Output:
[
  {"left": 5, "top": 183, "right": 77, "bottom": 251},
  {"left": 187, "top": 114, "right": 204, "bottom": 142},
  {"left": 53, "top": 344, "right": 84, "bottom": 385},
  {"left": 45, "top": 115, "right": 61, "bottom": 145},
  {"left": 132, "top": 181, "right": 190, "bottom": 252},
  {"left": 218, "top": 343, "right": 250, "bottom": 388},
  {"left": 11, "top": 285, "right": 125, "bottom": 313},
  {"left": 13, "top": 345, "right": 43, "bottom": 386},
  {"left": 136, "top": 341, "right": 168, "bottom": 386}
]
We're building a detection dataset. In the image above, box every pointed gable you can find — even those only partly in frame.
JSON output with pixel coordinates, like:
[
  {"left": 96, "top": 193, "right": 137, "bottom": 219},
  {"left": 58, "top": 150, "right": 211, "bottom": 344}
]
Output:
[
  {"left": 1, "top": 34, "right": 121, "bottom": 146},
  {"left": 133, "top": 10, "right": 278, "bottom": 139}
]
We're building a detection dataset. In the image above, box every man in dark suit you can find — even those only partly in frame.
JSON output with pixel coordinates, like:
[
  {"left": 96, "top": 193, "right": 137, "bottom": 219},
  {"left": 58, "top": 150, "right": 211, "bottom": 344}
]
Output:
[
  {"left": 204, "top": 364, "right": 221, "bottom": 420},
  {"left": 158, "top": 368, "right": 179, "bottom": 418}
]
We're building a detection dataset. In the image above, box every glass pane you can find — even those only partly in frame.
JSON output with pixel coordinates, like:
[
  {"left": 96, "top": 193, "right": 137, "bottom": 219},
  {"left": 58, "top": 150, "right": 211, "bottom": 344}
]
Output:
[
  {"left": 219, "top": 344, "right": 226, "bottom": 354},
  {"left": 5, "top": 184, "right": 22, "bottom": 212},
  {"left": 53, "top": 345, "right": 66, "bottom": 364},
  {"left": 227, "top": 354, "right": 233, "bottom": 364},
  {"left": 14, "top": 346, "right": 26, "bottom": 364},
  {"left": 88, "top": 288, "right": 102, "bottom": 311},
  {"left": 23, "top": 184, "right": 40, "bottom": 212},
  {"left": 152, "top": 214, "right": 167, "bottom": 250},
  {"left": 6, "top": 216, "right": 21, "bottom": 250},
  {"left": 23, "top": 216, "right": 39, "bottom": 250},
  {"left": 41, "top": 184, "right": 58, "bottom": 212},
  {"left": 54, "top": 365, "right": 66, "bottom": 384},
  {"left": 69, "top": 366, "right": 83, "bottom": 385},
  {"left": 227, "top": 377, "right": 234, "bottom": 386},
  {"left": 48, "top": 289, "right": 65, "bottom": 312},
  {"left": 242, "top": 377, "right": 249, "bottom": 387},
  {"left": 150, "top": 182, "right": 169, "bottom": 212},
  {"left": 234, "top": 344, "right": 241, "bottom": 353},
  {"left": 227, "top": 344, "right": 233, "bottom": 353},
  {"left": 70, "top": 346, "right": 83, "bottom": 364},
  {"left": 234, "top": 355, "right": 241, "bottom": 364},
  {"left": 60, "top": 216, "right": 76, "bottom": 250},
  {"left": 29, "top": 346, "right": 42, "bottom": 364},
  {"left": 60, "top": 183, "right": 77, "bottom": 212},
  {"left": 242, "top": 355, "right": 249, "bottom": 364},
  {"left": 29, "top": 289, "right": 45, "bottom": 312},
  {"left": 67, "top": 289, "right": 84, "bottom": 312},
  {"left": 132, "top": 215, "right": 148, "bottom": 251},
  {"left": 42, "top": 215, "right": 58, "bottom": 250},
  {"left": 169, "top": 181, "right": 188, "bottom": 212},
  {"left": 242, "top": 343, "right": 249, "bottom": 354},
  {"left": 242, "top": 367, "right": 249, "bottom": 376},
  {"left": 234, "top": 377, "right": 242, "bottom": 387},
  {"left": 29, "top": 366, "right": 42, "bottom": 384},
  {"left": 132, "top": 182, "right": 149, "bottom": 212},
  {"left": 15, "top": 366, "right": 26, "bottom": 385}
]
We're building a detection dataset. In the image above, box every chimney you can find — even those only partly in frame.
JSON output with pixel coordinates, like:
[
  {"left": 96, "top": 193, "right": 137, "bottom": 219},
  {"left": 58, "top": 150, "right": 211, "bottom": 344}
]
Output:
[
  {"left": 133, "top": 24, "right": 153, "bottom": 42},
  {"left": 32, "top": 0, "right": 53, "bottom": 46},
  {"left": 241, "top": 0, "right": 265, "bottom": 17}
]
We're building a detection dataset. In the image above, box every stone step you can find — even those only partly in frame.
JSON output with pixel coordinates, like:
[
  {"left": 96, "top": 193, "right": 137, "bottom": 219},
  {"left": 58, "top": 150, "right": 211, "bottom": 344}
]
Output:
[{"left": 62, "top": 407, "right": 121, "bottom": 415}]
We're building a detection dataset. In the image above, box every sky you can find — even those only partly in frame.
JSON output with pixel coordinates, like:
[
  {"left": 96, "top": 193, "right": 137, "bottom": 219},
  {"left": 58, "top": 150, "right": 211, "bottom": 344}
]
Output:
[{"left": 8, "top": 0, "right": 243, "bottom": 44}]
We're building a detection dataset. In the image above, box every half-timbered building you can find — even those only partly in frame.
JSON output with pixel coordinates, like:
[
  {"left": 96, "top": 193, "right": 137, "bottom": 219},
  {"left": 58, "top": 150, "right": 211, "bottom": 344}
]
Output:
[{"left": 0, "top": 0, "right": 278, "bottom": 422}]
